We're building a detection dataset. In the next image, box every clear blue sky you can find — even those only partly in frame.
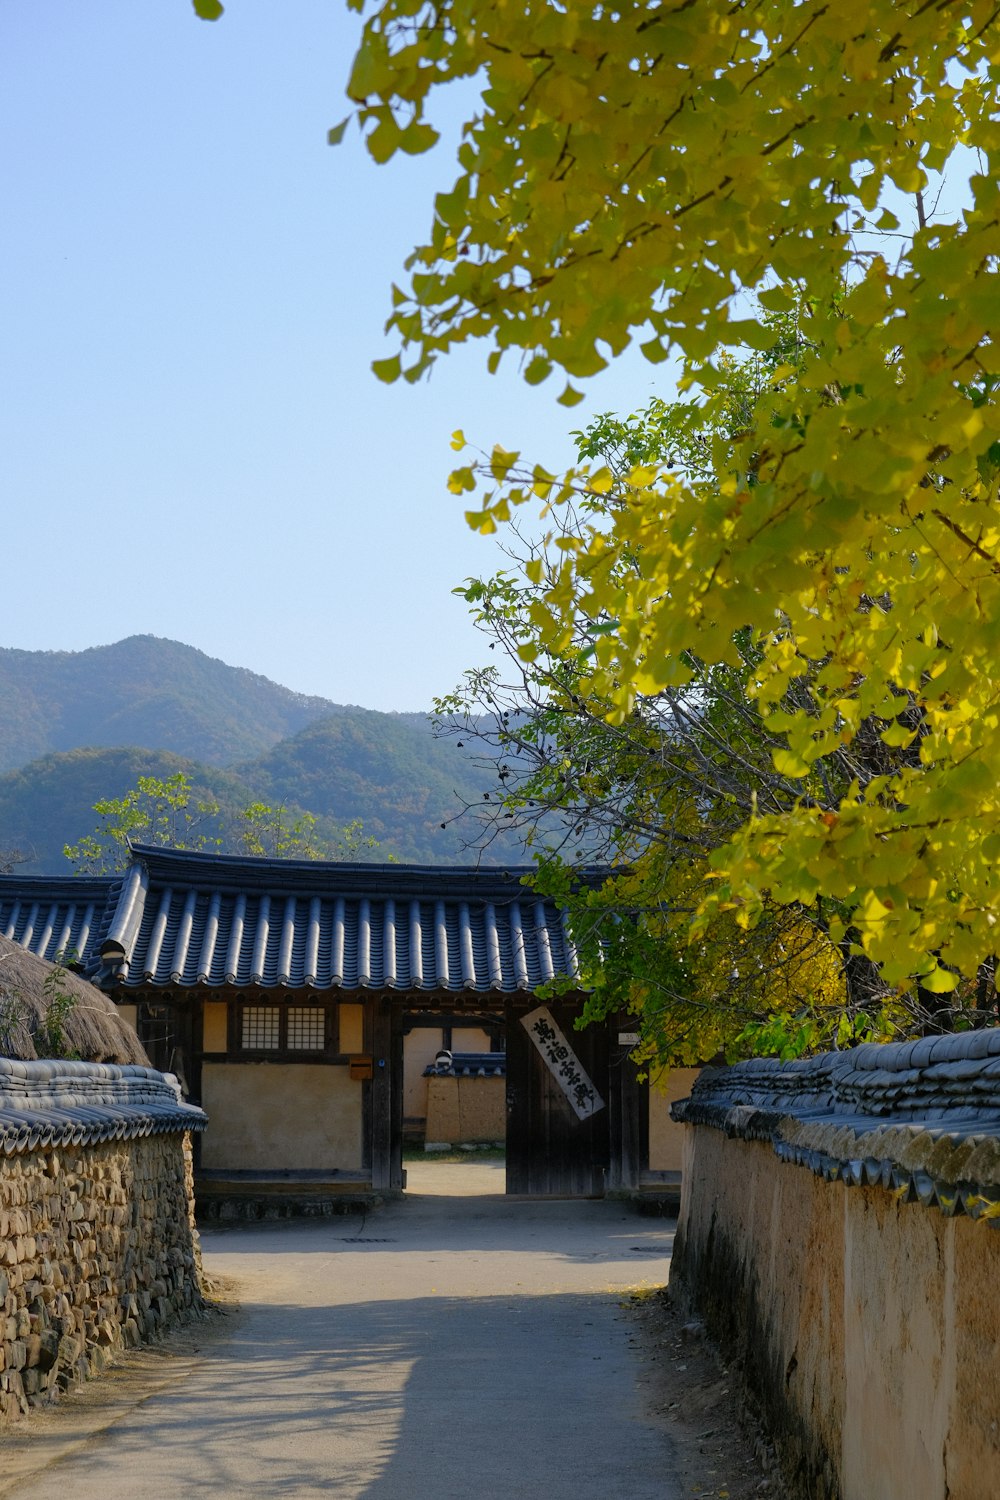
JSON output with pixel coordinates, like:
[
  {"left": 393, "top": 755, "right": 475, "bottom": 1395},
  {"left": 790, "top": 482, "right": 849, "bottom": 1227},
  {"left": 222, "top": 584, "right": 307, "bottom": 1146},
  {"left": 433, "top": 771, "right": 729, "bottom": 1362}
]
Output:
[{"left": 1, "top": 1, "right": 667, "bottom": 710}]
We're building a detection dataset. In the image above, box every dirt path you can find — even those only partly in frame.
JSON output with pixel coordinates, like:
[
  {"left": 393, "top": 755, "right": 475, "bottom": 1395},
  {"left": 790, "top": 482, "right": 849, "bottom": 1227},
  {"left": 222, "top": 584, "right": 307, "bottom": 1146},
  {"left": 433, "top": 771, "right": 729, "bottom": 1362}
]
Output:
[{"left": 1, "top": 1163, "right": 774, "bottom": 1498}]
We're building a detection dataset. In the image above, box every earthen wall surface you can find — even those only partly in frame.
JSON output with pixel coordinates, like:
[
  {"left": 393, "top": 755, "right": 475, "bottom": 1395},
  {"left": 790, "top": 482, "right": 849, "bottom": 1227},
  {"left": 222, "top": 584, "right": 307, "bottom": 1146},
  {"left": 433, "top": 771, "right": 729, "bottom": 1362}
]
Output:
[
  {"left": 648, "top": 1067, "right": 700, "bottom": 1171},
  {"left": 425, "top": 1075, "right": 505, "bottom": 1144},
  {"left": 200, "top": 1061, "right": 361, "bottom": 1170},
  {"left": 671, "top": 1043, "right": 1000, "bottom": 1500}
]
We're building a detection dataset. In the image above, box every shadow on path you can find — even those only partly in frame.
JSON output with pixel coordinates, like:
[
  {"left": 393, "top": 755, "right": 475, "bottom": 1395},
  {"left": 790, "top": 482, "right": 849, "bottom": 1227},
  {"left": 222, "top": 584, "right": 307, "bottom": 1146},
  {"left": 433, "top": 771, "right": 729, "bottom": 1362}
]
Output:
[{"left": 10, "top": 1294, "right": 677, "bottom": 1499}]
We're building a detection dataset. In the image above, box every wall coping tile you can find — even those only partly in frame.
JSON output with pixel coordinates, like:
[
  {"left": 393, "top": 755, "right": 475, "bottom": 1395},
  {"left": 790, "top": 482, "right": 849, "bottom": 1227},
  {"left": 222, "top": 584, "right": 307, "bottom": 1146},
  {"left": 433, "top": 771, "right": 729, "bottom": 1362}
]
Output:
[
  {"left": 672, "top": 1033, "right": 1000, "bottom": 1221},
  {"left": 0, "top": 1058, "right": 207, "bottom": 1155}
]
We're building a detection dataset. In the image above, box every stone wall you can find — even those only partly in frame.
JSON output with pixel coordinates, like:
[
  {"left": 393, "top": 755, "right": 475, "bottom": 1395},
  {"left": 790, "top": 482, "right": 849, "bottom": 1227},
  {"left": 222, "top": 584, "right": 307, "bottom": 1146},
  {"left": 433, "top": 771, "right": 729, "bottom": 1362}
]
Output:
[
  {"left": 0, "top": 1059, "right": 207, "bottom": 1422},
  {"left": 671, "top": 1037, "right": 1000, "bottom": 1500}
]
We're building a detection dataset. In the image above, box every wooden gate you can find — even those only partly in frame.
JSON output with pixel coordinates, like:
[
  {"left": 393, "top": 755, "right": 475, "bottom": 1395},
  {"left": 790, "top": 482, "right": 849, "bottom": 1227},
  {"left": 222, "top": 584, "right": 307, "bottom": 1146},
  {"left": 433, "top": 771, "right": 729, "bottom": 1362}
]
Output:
[{"left": 504, "top": 999, "right": 610, "bottom": 1196}]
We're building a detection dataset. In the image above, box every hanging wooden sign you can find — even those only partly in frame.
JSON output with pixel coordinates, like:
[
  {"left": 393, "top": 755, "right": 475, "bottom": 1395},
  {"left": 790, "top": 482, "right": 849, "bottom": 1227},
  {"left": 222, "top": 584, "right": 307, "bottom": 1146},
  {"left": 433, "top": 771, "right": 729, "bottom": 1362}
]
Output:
[{"left": 521, "top": 1005, "right": 605, "bottom": 1121}]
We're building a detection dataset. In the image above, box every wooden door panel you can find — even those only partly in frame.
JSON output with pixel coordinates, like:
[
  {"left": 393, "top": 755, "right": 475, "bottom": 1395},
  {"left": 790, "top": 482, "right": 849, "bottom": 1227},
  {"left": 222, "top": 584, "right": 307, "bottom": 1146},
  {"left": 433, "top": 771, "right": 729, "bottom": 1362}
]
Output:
[{"left": 505, "top": 1001, "right": 609, "bottom": 1196}]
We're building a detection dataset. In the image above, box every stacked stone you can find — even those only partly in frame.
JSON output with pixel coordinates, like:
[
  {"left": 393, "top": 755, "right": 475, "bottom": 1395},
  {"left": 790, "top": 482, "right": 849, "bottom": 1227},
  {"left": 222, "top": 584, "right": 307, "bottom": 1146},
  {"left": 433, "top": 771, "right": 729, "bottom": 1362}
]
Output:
[{"left": 0, "top": 1062, "right": 207, "bottom": 1423}]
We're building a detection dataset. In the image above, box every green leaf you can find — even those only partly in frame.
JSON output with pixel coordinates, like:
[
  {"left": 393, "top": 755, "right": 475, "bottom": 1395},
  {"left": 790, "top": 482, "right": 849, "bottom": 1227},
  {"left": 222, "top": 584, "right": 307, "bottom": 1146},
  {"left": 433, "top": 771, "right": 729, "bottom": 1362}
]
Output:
[
  {"left": 772, "top": 748, "right": 811, "bottom": 779},
  {"left": 192, "top": 0, "right": 223, "bottom": 17},
  {"left": 557, "top": 383, "right": 585, "bottom": 407},
  {"left": 327, "top": 117, "right": 350, "bottom": 147},
  {"left": 449, "top": 466, "right": 476, "bottom": 494},
  {"left": 918, "top": 966, "right": 959, "bottom": 994},
  {"left": 372, "top": 355, "right": 401, "bottom": 383},
  {"left": 640, "top": 337, "right": 670, "bottom": 364},
  {"left": 399, "top": 120, "right": 441, "bottom": 156},
  {"left": 757, "top": 287, "right": 795, "bottom": 313},
  {"left": 524, "top": 355, "right": 552, "bottom": 385}
]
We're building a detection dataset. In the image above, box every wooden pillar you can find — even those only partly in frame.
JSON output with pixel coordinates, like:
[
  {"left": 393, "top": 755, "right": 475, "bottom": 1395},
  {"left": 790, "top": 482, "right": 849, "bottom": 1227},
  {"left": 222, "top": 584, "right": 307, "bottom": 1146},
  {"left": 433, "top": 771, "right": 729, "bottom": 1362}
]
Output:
[
  {"left": 606, "top": 1016, "right": 647, "bottom": 1192},
  {"left": 389, "top": 1007, "right": 404, "bottom": 1191},
  {"left": 370, "top": 994, "right": 393, "bottom": 1192}
]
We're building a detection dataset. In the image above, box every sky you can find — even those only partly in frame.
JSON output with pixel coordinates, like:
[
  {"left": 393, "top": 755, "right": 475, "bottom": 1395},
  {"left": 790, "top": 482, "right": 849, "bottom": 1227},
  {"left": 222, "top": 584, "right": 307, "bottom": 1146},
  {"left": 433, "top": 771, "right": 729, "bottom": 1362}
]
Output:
[{"left": 0, "top": 1, "right": 669, "bottom": 711}]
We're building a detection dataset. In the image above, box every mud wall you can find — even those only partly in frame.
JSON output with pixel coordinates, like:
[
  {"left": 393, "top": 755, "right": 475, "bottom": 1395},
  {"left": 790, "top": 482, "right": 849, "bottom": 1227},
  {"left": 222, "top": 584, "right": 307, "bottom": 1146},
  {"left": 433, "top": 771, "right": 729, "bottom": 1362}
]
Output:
[
  {"left": 404, "top": 1026, "right": 494, "bottom": 1128},
  {"left": 648, "top": 1067, "right": 701, "bottom": 1172},
  {"left": 200, "top": 1061, "right": 361, "bottom": 1170},
  {"left": 425, "top": 1075, "right": 505, "bottom": 1145},
  {"left": 0, "top": 1060, "right": 207, "bottom": 1422},
  {"left": 671, "top": 1040, "right": 1000, "bottom": 1500}
]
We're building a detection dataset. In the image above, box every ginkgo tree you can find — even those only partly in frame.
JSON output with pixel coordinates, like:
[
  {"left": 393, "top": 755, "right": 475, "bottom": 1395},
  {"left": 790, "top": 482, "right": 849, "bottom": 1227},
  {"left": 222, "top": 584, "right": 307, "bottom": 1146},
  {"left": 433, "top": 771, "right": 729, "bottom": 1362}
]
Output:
[
  {"left": 64, "top": 772, "right": 379, "bottom": 873},
  {"left": 199, "top": 1, "right": 1000, "bottom": 997},
  {"left": 437, "top": 372, "right": 929, "bottom": 1060}
]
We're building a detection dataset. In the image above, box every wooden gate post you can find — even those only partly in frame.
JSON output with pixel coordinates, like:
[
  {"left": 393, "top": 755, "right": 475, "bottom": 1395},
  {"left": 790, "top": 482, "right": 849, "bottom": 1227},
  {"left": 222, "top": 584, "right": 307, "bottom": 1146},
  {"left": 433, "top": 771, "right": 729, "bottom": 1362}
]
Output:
[
  {"left": 606, "top": 1017, "right": 647, "bottom": 1192},
  {"left": 370, "top": 994, "right": 393, "bottom": 1192}
]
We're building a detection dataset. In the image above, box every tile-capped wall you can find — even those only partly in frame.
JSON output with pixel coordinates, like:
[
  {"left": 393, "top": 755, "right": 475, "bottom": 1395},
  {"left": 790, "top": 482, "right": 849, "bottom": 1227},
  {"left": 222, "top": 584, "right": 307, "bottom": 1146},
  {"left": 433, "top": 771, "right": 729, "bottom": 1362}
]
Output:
[
  {"left": 0, "top": 1061, "right": 207, "bottom": 1423},
  {"left": 670, "top": 1037, "right": 1000, "bottom": 1499}
]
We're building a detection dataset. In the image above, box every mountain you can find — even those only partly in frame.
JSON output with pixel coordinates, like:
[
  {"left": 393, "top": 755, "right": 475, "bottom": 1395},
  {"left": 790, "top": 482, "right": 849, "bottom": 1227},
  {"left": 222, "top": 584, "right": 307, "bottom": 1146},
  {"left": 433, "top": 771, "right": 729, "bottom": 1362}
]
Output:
[
  {"left": 0, "top": 748, "right": 249, "bottom": 873},
  {"left": 0, "top": 636, "right": 344, "bottom": 772},
  {"left": 236, "top": 713, "right": 502, "bottom": 862},
  {"left": 0, "top": 736, "right": 509, "bottom": 873},
  {"left": 0, "top": 638, "right": 518, "bottom": 873}
]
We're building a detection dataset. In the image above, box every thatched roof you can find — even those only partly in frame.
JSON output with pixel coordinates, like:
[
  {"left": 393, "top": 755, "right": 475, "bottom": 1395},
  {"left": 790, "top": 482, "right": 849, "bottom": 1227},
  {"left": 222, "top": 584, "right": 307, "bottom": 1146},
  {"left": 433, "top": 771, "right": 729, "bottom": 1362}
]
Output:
[{"left": 0, "top": 935, "right": 149, "bottom": 1065}]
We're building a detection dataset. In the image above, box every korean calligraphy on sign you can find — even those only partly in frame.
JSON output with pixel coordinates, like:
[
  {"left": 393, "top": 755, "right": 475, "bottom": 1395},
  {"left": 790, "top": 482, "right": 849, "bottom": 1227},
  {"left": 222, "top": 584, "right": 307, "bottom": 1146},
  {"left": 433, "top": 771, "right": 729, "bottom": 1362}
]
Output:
[{"left": 520, "top": 1005, "right": 605, "bottom": 1121}]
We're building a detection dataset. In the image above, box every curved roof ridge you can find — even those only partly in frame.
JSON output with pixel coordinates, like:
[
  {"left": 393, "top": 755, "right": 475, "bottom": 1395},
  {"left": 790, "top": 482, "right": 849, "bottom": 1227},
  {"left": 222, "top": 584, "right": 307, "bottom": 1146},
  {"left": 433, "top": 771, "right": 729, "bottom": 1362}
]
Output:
[{"left": 125, "top": 842, "right": 579, "bottom": 904}]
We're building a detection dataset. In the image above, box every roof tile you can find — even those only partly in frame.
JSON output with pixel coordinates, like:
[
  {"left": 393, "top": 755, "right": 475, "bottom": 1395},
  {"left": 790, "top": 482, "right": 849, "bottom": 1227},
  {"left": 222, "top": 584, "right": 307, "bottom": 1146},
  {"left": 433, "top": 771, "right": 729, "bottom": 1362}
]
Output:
[{"left": 0, "top": 847, "right": 582, "bottom": 995}]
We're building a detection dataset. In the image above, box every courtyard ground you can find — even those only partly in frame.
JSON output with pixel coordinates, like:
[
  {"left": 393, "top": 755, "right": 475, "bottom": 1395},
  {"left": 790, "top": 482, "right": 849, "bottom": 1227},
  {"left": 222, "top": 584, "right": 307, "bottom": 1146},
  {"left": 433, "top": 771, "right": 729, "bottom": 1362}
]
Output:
[{"left": 0, "top": 1161, "right": 777, "bottom": 1498}]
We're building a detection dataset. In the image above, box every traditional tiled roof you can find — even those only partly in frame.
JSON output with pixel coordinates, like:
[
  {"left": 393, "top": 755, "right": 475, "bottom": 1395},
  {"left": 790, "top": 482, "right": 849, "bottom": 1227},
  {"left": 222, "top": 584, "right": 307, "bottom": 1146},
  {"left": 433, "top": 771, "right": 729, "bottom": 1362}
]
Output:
[
  {"left": 0, "top": 877, "right": 119, "bottom": 968},
  {"left": 423, "top": 1051, "right": 507, "bottom": 1078},
  {"left": 0, "top": 846, "right": 581, "bottom": 995}
]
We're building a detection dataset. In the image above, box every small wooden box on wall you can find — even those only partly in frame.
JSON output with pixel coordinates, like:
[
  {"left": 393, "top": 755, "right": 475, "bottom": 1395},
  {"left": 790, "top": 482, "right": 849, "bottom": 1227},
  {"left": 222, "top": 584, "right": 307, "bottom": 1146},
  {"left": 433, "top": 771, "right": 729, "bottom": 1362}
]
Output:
[{"left": 349, "top": 1055, "right": 373, "bottom": 1081}]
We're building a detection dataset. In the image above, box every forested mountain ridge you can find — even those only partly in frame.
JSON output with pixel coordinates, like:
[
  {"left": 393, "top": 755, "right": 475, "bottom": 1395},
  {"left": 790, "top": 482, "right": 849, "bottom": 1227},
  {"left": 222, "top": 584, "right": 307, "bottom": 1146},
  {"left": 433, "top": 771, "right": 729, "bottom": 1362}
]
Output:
[
  {"left": 235, "top": 713, "right": 496, "bottom": 856},
  {"left": 0, "top": 635, "right": 351, "bottom": 771},
  {"left": 0, "top": 638, "right": 511, "bottom": 873}
]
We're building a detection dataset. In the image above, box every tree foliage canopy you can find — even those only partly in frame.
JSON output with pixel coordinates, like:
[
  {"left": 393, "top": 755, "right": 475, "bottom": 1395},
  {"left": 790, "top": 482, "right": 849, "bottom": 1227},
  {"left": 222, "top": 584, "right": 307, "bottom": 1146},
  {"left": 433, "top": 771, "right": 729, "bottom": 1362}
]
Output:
[
  {"left": 64, "top": 772, "right": 379, "bottom": 874},
  {"left": 343, "top": 0, "right": 1000, "bottom": 995},
  {"left": 439, "top": 374, "right": 930, "bottom": 1062}
]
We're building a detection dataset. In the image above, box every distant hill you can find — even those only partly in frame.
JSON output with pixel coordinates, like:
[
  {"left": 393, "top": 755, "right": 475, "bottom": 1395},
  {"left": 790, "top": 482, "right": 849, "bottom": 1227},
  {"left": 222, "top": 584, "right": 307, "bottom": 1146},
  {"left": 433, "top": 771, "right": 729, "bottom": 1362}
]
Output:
[
  {"left": 236, "top": 713, "right": 504, "bottom": 863},
  {"left": 0, "top": 747, "right": 249, "bottom": 875},
  {"left": 0, "top": 747, "right": 226, "bottom": 876},
  {"left": 0, "top": 637, "right": 518, "bottom": 873},
  {"left": 0, "top": 636, "right": 345, "bottom": 771}
]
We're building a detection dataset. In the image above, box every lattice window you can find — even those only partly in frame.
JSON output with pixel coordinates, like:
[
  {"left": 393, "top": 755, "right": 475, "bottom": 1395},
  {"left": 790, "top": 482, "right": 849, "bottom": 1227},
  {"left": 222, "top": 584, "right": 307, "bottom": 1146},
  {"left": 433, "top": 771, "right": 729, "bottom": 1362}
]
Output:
[
  {"left": 287, "top": 1007, "right": 325, "bottom": 1051},
  {"left": 235, "top": 1002, "right": 335, "bottom": 1057},
  {"left": 241, "top": 1006, "right": 280, "bottom": 1051}
]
